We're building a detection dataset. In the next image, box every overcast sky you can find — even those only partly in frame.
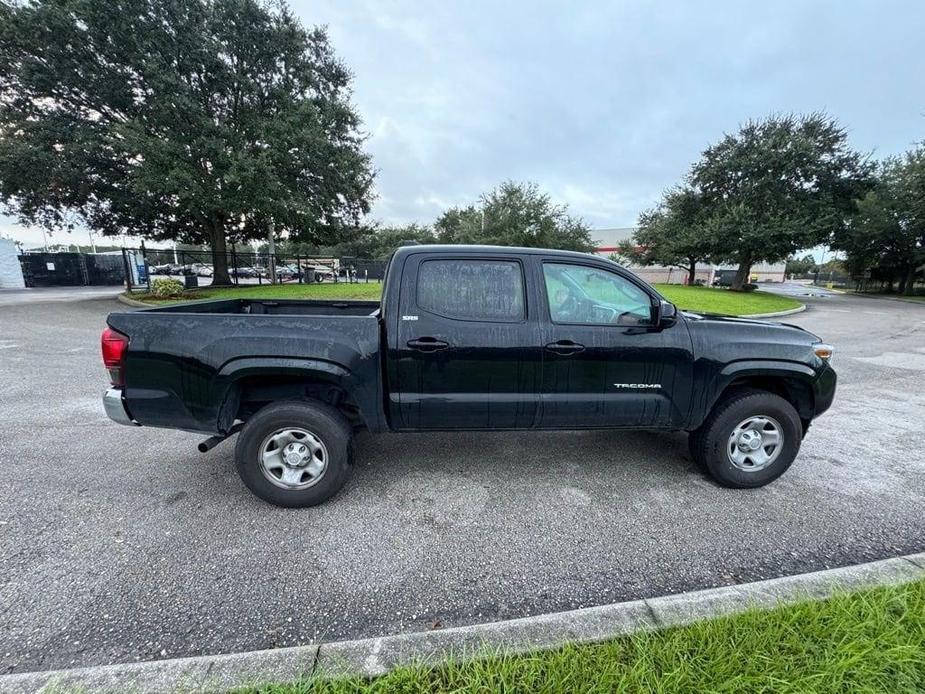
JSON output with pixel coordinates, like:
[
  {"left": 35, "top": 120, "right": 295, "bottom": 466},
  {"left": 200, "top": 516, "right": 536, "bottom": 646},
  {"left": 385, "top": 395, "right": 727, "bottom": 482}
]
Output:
[{"left": 3, "top": 0, "right": 925, "bottom": 249}]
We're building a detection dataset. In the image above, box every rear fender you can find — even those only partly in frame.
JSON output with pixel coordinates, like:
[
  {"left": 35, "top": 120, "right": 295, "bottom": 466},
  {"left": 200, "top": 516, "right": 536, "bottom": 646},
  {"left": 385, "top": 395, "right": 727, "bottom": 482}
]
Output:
[{"left": 215, "top": 357, "right": 384, "bottom": 433}]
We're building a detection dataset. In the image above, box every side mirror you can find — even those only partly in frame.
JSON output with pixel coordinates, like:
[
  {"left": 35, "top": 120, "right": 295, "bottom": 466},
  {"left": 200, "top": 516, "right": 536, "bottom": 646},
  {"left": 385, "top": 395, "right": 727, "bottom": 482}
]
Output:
[{"left": 657, "top": 300, "right": 678, "bottom": 328}]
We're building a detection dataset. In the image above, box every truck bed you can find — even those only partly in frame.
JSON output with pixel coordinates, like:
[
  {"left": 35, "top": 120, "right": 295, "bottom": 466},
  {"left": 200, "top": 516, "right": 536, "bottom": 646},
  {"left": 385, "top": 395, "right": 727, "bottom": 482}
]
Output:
[
  {"left": 142, "top": 298, "right": 381, "bottom": 317},
  {"left": 108, "top": 298, "right": 384, "bottom": 434}
]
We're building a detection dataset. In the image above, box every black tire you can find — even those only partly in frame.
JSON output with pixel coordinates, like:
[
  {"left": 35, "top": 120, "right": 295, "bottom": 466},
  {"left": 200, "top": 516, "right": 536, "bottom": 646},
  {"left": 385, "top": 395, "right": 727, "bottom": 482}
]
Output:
[
  {"left": 234, "top": 400, "right": 353, "bottom": 507},
  {"left": 690, "top": 388, "right": 802, "bottom": 488}
]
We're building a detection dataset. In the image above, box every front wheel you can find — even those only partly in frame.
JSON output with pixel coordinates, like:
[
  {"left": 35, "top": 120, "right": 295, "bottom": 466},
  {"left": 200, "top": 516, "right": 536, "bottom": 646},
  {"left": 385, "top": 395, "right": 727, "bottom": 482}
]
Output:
[
  {"left": 690, "top": 389, "right": 802, "bottom": 488},
  {"left": 234, "top": 400, "right": 353, "bottom": 507}
]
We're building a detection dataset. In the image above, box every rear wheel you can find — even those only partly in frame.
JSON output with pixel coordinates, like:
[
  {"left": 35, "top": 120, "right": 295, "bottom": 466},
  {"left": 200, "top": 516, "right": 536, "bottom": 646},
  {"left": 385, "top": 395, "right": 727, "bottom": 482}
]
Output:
[
  {"left": 234, "top": 400, "right": 353, "bottom": 507},
  {"left": 690, "top": 388, "right": 802, "bottom": 488}
]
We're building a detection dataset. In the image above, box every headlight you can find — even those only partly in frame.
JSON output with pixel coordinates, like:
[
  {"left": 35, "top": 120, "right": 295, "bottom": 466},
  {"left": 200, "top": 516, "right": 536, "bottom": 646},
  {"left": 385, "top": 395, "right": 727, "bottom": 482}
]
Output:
[{"left": 813, "top": 343, "right": 834, "bottom": 361}]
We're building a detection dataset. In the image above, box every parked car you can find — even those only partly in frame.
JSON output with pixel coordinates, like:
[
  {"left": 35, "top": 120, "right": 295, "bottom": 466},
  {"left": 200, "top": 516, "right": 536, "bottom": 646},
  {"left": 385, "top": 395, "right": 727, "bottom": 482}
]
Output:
[
  {"left": 304, "top": 265, "right": 334, "bottom": 282},
  {"left": 275, "top": 265, "right": 297, "bottom": 280},
  {"left": 712, "top": 270, "right": 757, "bottom": 290},
  {"left": 197, "top": 265, "right": 213, "bottom": 277},
  {"left": 102, "top": 245, "right": 836, "bottom": 508},
  {"left": 150, "top": 263, "right": 182, "bottom": 275},
  {"left": 180, "top": 263, "right": 209, "bottom": 276},
  {"left": 231, "top": 266, "right": 257, "bottom": 278}
]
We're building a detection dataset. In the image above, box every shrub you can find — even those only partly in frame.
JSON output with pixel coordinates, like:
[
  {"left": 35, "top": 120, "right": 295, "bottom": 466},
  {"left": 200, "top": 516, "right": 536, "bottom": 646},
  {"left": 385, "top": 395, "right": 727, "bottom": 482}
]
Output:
[{"left": 151, "top": 278, "right": 185, "bottom": 297}]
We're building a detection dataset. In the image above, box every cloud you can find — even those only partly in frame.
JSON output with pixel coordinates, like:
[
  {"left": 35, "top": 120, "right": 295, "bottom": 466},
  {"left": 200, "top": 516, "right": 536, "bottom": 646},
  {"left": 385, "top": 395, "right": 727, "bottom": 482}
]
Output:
[
  {"left": 297, "top": 0, "right": 925, "bottom": 230},
  {"left": 4, "top": 1, "right": 924, "bottom": 247}
]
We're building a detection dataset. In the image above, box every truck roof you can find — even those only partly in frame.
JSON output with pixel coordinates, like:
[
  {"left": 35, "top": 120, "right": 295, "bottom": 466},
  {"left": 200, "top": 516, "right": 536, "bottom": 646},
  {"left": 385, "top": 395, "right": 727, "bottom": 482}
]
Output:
[{"left": 391, "top": 244, "right": 612, "bottom": 263}]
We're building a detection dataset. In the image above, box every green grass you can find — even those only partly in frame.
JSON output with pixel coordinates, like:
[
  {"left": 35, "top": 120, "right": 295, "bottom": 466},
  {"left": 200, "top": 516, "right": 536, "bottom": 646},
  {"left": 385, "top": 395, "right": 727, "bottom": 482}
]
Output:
[
  {"left": 131, "top": 281, "right": 801, "bottom": 316},
  {"left": 135, "top": 281, "right": 384, "bottom": 303},
  {"left": 243, "top": 579, "right": 925, "bottom": 694},
  {"left": 655, "top": 284, "right": 802, "bottom": 315}
]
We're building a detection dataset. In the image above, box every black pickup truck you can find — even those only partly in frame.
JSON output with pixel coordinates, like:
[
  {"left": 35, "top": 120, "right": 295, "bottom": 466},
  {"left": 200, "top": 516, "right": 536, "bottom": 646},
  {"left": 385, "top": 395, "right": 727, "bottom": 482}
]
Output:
[{"left": 102, "top": 245, "right": 836, "bottom": 507}]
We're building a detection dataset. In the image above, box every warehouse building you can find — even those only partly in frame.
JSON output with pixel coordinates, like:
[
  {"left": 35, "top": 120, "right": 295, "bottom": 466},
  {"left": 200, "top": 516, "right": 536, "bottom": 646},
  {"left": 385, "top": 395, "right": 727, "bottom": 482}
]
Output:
[{"left": 592, "top": 227, "right": 786, "bottom": 284}]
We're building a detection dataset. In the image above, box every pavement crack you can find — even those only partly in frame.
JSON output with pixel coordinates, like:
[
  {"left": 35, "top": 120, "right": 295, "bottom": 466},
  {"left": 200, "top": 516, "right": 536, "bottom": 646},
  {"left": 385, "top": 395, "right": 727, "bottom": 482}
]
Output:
[
  {"left": 642, "top": 599, "right": 663, "bottom": 629},
  {"left": 308, "top": 644, "right": 321, "bottom": 678}
]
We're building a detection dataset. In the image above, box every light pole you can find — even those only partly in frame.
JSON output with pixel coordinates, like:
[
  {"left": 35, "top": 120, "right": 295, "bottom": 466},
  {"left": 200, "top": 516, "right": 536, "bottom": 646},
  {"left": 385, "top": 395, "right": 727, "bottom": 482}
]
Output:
[{"left": 267, "top": 218, "right": 277, "bottom": 285}]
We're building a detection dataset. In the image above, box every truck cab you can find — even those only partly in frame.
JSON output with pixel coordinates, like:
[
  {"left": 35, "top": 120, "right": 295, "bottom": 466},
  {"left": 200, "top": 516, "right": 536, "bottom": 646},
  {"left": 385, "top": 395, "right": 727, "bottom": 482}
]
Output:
[{"left": 384, "top": 247, "right": 692, "bottom": 431}]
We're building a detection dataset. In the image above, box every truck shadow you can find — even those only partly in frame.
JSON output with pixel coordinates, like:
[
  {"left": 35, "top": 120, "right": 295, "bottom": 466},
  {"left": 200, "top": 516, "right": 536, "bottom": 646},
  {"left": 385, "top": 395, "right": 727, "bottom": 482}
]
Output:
[{"left": 352, "top": 428, "right": 701, "bottom": 484}]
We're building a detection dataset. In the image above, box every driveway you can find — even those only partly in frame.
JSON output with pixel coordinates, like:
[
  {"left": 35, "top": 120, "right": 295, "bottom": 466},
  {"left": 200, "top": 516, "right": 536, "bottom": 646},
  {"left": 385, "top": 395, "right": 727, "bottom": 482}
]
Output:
[
  {"left": 1, "top": 292, "right": 924, "bottom": 674},
  {"left": 0, "top": 286, "right": 122, "bottom": 307},
  {"left": 756, "top": 280, "right": 842, "bottom": 298}
]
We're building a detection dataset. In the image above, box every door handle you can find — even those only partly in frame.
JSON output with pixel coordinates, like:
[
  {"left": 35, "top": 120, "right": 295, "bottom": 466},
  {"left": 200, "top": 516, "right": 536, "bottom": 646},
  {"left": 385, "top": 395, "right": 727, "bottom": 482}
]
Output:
[
  {"left": 407, "top": 337, "right": 449, "bottom": 353},
  {"left": 545, "top": 340, "right": 585, "bottom": 355}
]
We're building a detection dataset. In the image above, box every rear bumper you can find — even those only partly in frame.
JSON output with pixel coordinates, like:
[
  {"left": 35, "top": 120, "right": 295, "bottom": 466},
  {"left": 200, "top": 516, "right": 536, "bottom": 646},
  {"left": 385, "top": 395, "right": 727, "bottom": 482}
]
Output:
[{"left": 103, "top": 388, "right": 138, "bottom": 426}]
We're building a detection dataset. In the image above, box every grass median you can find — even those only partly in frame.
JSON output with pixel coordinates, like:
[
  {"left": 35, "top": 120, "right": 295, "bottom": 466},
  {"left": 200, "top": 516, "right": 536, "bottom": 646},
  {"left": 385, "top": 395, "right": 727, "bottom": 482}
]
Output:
[
  {"left": 244, "top": 579, "right": 925, "bottom": 693},
  {"left": 128, "top": 282, "right": 802, "bottom": 316}
]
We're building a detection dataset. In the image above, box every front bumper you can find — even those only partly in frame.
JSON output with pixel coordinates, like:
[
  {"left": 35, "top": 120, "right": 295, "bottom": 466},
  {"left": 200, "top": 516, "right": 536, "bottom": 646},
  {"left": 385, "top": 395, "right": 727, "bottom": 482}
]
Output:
[
  {"left": 103, "top": 388, "right": 138, "bottom": 426},
  {"left": 812, "top": 363, "right": 837, "bottom": 417}
]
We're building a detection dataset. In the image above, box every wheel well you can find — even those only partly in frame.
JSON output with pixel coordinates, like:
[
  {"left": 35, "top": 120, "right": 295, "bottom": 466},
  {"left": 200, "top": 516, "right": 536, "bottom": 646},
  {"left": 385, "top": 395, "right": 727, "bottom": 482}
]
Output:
[
  {"left": 229, "top": 375, "right": 361, "bottom": 428},
  {"left": 721, "top": 375, "right": 814, "bottom": 429}
]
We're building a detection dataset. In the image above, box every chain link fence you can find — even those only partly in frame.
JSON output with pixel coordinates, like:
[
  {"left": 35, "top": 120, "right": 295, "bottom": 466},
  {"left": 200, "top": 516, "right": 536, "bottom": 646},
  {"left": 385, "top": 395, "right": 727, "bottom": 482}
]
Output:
[
  {"left": 123, "top": 246, "right": 386, "bottom": 293},
  {"left": 16, "top": 246, "right": 387, "bottom": 291}
]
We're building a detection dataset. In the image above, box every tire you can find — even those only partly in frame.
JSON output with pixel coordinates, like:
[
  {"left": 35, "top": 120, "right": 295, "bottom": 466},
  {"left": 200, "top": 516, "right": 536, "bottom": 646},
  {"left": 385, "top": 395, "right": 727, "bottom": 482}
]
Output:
[
  {"left": 234, "top": 400, "right": 353, "bottom": 507},
  {"left": 690, "top": 388, "right": 802, "bottom": 489}
]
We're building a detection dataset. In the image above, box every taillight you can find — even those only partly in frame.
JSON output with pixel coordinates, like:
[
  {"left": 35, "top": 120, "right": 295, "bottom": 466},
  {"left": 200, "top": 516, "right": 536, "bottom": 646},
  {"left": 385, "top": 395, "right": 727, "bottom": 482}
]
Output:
[{"left": 101, "top": 327, "right": 129, "bottom": 386}]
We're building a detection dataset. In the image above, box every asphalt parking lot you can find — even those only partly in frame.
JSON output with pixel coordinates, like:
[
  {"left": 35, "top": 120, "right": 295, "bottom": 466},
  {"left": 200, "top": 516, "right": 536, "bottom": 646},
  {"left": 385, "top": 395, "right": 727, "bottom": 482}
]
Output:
[{"left": 1, "top": 291, "right": 924, "bottom": 674}]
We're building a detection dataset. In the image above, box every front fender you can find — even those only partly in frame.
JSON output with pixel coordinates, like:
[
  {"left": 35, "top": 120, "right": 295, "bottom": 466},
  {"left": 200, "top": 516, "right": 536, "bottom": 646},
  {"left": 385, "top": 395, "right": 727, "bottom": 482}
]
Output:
[{"left": 692, "top": 359, "right": 820, "bottom": 429}]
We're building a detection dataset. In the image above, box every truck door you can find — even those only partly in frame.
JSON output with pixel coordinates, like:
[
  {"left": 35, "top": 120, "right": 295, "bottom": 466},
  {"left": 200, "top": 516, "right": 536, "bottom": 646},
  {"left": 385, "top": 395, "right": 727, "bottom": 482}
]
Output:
[
  {"left": 393, "top": 253, "right": 541, "bottom": 429},
  {"left": 537, "top": 259, "right": 693, "bottom": 428}
]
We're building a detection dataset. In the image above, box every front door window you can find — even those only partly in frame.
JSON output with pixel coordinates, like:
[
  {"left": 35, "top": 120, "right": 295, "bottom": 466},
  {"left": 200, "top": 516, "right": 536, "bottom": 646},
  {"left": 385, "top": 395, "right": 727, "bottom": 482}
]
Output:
[{"left": 543, "top": 263, "right": 652, "bottom": 326}]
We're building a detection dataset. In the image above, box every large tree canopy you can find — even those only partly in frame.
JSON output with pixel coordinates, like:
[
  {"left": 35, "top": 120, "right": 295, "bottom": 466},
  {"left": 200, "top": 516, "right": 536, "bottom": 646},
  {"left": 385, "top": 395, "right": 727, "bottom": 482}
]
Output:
[
  {"left": 620, "top": 187, "right": 713, "bottom": 285},
  {"left": 0, "top": 0, "right": 374, "bottom": 284},
  {"left": 833, "top": 148, "right": 925, "bottom": 294},
  {"left": 435, "top": 181, "right": 596, "bottom": 252},
  {"left": 690, "top": 114, "right": 872, "bottom": 289}
]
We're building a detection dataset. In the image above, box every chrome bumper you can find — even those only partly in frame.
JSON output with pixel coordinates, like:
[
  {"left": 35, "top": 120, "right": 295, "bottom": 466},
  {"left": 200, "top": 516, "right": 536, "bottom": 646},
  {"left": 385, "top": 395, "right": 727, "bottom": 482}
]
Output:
[{"left": 103, "top": 388, "right": 138, "bottom": 426}]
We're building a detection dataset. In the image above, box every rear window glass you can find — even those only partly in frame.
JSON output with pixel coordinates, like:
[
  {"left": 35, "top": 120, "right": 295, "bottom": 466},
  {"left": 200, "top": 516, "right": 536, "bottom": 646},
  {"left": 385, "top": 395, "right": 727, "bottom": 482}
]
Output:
[{"left": 417, "top": 259, "right": 525, "bottom": 321}]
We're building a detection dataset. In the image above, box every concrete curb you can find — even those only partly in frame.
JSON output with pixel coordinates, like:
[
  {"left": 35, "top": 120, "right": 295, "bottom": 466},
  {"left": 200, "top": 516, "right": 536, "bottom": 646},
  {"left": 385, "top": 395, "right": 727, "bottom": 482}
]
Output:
[
  {"left": 845, "top": 292, "right": 925, "bottom": 306},
  {"left": 3, "top": 552, "right": 923, "bottom": 693},
  {"left": 116, "top": 293, "right": 151, "bottom": 308},
  {"left": 739, "top": 304, "right": 807, "bottom": 319}
]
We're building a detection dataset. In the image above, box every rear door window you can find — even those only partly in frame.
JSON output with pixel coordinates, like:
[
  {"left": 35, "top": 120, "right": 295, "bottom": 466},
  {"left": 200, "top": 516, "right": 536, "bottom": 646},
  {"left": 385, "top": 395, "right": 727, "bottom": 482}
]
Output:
[{"left": 416, "top": 259, "right": 525, "bottom": 322}]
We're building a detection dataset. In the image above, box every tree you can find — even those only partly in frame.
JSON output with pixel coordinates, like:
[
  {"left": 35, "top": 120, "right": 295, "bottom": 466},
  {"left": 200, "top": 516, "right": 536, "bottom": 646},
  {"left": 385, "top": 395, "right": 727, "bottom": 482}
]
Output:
[
  {"left": 690, "top": 114, "right": 872, "bottom": 290},
  {"left": 260, "top": 223, "right": 436, "bottom": 259},
  {"left": 834, "top": 149, "right": 925, "bottom": 294},
  {"left": 620, "top": 187, "right": 713, "bottom": 285},
  {"left": 0, "top": 0, "right": 374, "bottom": 285},
  {"left": 342, "top": 223, "right": 436, "bottom": 259},
  {"left": 435, "top": 181, "right": 596, "bottom": 252},
  {"left": 785, "top": 253, "right": 817, "bottom": 277}
]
